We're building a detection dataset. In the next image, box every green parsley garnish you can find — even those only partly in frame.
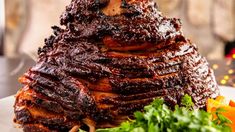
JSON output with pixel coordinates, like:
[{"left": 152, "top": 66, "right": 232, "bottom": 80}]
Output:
[
  {"left": 181, "top": 94, "right": 194, "bottom": 109},
  {"left": 95, "top": 95, "right": 231, "bottom": 132}
]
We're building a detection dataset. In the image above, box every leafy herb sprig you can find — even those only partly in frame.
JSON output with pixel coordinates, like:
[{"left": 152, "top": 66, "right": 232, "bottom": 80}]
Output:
[{"left": 83, "top": 95, "right": 232, "bottom": 132}]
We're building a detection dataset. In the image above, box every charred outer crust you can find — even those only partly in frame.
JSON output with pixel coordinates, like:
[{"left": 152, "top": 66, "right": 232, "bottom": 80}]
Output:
[{"left": 14, "top": 0, "right": 219, "bottom": 131}]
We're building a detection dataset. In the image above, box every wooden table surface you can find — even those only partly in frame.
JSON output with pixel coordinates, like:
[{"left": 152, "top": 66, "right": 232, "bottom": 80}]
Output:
[{"left": 0, "top": 56, "right": 234, "bottom": 99}]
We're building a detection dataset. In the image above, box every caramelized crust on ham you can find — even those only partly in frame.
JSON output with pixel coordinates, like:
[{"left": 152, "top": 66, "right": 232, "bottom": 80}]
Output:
[{"left": 14, "top": 0, "right": 219, "bottom": 131}]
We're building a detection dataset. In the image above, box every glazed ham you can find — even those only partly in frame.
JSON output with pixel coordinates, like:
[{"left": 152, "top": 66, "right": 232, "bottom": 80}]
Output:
[{"left": 14, "top": 0, "right": 219, "bottom": 131}]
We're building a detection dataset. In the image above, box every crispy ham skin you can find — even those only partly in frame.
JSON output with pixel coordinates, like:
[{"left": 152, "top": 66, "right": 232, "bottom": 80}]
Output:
[{"left": 14, "top": 0, "right": 219, "bottom": 131}]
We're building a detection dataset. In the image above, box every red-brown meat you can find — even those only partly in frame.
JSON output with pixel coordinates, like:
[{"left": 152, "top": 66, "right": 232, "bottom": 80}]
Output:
[{"left": 14, "top": 0, "right": 219, "bottom": 131}]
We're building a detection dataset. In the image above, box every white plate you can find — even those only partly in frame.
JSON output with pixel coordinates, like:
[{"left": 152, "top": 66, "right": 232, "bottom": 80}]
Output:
[
  {"left": 0, "top": 96, "right": 21, "bottom": 132},
  {"left": 0, "top": 86, "right": 234, "bottom": 132}
]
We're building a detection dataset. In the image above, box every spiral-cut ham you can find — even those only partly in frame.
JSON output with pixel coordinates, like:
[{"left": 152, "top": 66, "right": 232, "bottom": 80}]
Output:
[{"left": 14, "top": 0, "right": 219, "bottom": 131}]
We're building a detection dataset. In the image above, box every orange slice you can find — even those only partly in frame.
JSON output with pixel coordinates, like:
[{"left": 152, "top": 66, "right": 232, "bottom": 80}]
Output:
[
  {"left": 229, "top": 100, "right": 235, "bottom": 107},
  {"left": 215, "top": 96, "right": 227, "bottom": 104},
  {"left": 207, "top": 96, "right": 235, "bottom": 132}
]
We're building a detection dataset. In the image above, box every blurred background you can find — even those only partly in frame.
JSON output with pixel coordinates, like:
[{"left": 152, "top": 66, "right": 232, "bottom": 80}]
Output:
[{"left": 0, "top": 0, "right": 234, "bottom": 98}]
